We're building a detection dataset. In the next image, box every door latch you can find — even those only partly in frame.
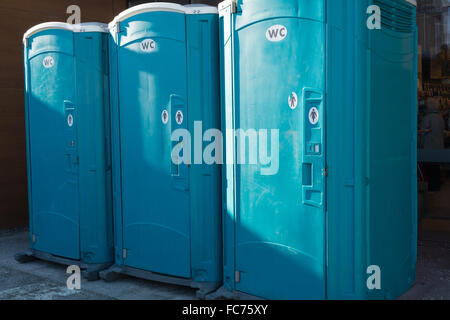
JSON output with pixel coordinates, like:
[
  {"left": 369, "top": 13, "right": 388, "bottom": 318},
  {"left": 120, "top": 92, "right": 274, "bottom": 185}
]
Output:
[
  {"left": 322, "top": 166, "right": 328, "bottom": 177},
  {"left": 235, "top": 270, "right": 240, "bottom": 283}
]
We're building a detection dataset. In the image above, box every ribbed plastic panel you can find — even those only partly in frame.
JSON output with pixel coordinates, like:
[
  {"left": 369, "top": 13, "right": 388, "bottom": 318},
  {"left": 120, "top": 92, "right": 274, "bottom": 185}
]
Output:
[{"left": 374, "top": 0, "right": 416, "bottom": 33}]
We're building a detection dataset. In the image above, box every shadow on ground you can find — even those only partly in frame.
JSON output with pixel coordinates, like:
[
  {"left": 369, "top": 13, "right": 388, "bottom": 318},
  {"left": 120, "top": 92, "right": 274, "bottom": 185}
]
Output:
[
  {"left": 1, "top": 229, "right": 450, "bottom": 300},
  {"left": 0, "top": 230, "right": 197, "bottom": 300}
]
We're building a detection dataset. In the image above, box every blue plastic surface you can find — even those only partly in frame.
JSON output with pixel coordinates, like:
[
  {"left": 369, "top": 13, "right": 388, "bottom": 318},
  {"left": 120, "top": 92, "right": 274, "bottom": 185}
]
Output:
[
  {"left": 219, "top": 0, "right": 417, "bottom": 299},
  {"left": 23, "top": 25, "right": 114, "bottom": 264},
  {"left": 109, "top": 6, "right": 222, "bottom": 284}
]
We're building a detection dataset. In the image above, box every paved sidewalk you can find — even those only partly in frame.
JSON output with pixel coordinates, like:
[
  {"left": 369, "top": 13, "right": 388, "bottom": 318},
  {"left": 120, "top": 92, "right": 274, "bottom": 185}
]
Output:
[
  {"left": 0, "top": 230, "right": 197, "bottom": 300},
  {"left": 1, "top": 229, "right": 450, "bottom": 300}
]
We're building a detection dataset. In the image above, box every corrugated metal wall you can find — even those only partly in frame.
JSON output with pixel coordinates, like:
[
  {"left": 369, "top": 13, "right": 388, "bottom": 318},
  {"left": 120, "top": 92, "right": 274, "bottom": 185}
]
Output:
[{"left": 0, "top": 0, "right": 127, "bottom": 230}]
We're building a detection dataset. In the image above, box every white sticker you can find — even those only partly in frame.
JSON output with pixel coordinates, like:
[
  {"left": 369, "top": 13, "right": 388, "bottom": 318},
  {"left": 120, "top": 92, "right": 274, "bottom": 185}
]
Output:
[
  {"left": 309, "top": 107, "right": 319, "bottom": 125},
  {"left": 288, "top": 92, "right": 298, "bottom": 110},
  {"left": 175, "top": 110, "right": 183, "bottom": 125},
  {"left": 67, "top": 114, "right": 74, "bottom": 127},
  {"left": 43, "top": 56, "right": 55, "bottom": 68},
  {"left": 266, "top": 25, "right": 288, "bottom": 42},
  {"left": 140, "top": 39, "right": 156, "bottom": 52},
  {"left": 161, "top": 110, "right": 169, "bottom": 124}
]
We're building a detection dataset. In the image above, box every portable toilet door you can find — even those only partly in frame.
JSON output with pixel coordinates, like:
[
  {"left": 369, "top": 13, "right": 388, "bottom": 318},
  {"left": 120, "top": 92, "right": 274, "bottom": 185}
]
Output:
[
  {"left": 103, "top": 3, "right": 221, "bottom": 297},
  {"left": 218, "top": 0, "right": 326, "bottom": 300},
  {"left": 216, "top": 0, "right": 417, "bottom": 300},
  {"left": 19, "top": 22, "right": 114, "bottom": 279}
]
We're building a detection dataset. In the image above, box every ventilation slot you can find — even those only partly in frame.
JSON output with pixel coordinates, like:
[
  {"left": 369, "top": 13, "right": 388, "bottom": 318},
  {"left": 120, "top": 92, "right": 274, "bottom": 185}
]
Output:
[{"left": 373, "top": 0, "right": 416, "bottom": 33}]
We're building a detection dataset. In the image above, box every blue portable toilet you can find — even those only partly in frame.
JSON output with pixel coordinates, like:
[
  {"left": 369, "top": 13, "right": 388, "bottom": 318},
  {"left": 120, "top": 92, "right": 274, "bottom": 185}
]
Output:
[
  {"left": 18, "top": 22, "right": 113, "bottom": 279},
  {"left": 101, "top": 3, "right": 222, "bottom": 297},
  {"left": 215, "top": 0, "right": 418, "bottom": 300}
]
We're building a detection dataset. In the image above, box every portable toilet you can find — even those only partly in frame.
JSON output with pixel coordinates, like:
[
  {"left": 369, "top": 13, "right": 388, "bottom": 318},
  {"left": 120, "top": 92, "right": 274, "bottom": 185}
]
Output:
[
  {"left": 101, "top": 3, "right": 222, "bottom": 297},
  {"left": 17, "top": 22, "right": 113, "bottom": 279},
  {"left": 215, "top": 0, "right": 418, "bottom": 300}
]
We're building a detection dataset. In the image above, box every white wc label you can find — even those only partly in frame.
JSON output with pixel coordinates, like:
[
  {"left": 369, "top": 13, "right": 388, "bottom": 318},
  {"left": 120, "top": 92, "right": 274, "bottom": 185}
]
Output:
[
  {"left": 67, "top": 114, "right": 74, "bottom": 127},
  {"left": 43, "top": 56, "right": 55, "bottom": 68},
  {"left": 140, "top": 39, "right": 156, "bottom": 52},
  {"left": 175, "top": 110, "right": 183, "bottom": 125},
  {"left": 309, "top": 107, "right": 319, "bottom": 125},
  {"left": 266, "top": 25, "right": 288, "bottom": 42},
  {"left": 161, "top": 110, "right": 169, "bottom": 124},
  {"left": 288, "top": 92, "right": 298, "bottom": 110}
]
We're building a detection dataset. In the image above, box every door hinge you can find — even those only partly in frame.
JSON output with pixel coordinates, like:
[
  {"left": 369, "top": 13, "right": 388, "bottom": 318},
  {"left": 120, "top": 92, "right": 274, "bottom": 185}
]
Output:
[
  {"left": 25, "top": 37, "right": 30, "bottom": 48},
  {"left": 122, "top": 248, "right": 127, "bottom": 259},
  {"left": 32, "top": 234, "right": 36, "bottom": 243},
  {"left": 235, "top": 270, "right": 240, "bottom": 283},
  {"left": 322, "top": 166, "right": 328, "bottom": 177},
  {"left": 115, "top": 22, "right": 120, "bottom": 34}
]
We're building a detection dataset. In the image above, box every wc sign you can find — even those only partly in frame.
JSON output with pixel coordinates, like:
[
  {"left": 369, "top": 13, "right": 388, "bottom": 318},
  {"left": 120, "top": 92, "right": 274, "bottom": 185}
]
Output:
[
  {"left": 43, "top": 56, "right": 55, "bottom": 68},
  {"left": 266, "top": 25, "right": 287, "bottom": 42},
  {"left": 140, "top": 39, "right": 157, "bottom": 52}
]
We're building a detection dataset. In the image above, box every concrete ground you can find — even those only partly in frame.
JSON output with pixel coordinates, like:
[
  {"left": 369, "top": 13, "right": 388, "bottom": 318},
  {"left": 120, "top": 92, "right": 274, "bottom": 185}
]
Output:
[
  {"left": 0, "top": 229, "right": 197, "bottom": 300},
  {"left": 0, "top": 229, "right": 449, "bottom": 300},
  {"left": 400, "top": 230, "right": 450, "bottom": 300}
]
